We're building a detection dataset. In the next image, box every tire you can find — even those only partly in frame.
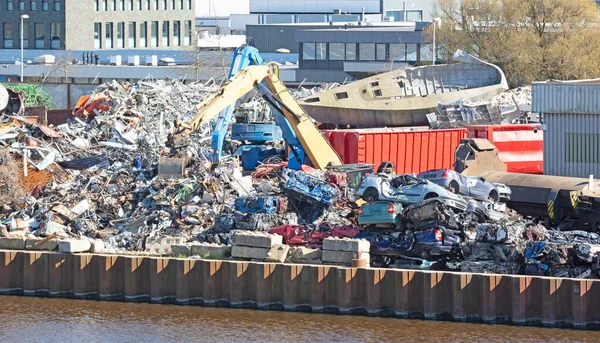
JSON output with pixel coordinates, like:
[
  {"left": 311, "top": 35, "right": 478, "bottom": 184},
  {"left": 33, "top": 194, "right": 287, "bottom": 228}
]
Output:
[
  {"left": 488, "top": 190, "right": 499, "bottom": 202},
  {"left": 449, "top": 181, "right": 459, "bottom": 194},
  {"left": 362, "top": 188, "right": 379, "bottom": 202},
  {"left": 424, "top": 193, "right": 438, "bottom": 200}
]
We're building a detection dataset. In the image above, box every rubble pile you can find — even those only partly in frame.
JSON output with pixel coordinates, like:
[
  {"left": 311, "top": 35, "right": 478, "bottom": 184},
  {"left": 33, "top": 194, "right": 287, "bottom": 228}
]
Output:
[{"left": 489, "top": 86, "right": 532, "bottom": 107}]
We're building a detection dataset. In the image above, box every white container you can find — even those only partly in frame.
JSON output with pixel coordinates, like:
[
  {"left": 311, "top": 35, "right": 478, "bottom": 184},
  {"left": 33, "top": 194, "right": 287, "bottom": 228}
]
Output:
[
  {"left": 127, "top": 55, "right": 140, "bottom": 66},
  {"left": 145, "top": 55, "right": 158, "bottom": 66},
  {"left": 109, "top": 55, "right": 122, "bottom": 66}
]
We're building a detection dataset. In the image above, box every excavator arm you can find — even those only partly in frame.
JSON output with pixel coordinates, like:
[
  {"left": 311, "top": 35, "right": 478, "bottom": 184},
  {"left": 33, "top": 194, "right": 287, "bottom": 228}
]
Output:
[{"left": 175, "top": 65, "right": 342, "bottom": 170}]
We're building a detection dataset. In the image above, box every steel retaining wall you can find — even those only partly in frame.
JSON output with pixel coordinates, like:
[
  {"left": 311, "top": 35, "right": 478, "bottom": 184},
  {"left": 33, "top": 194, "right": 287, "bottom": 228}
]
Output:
[{"left": 1, "top": 250, "right": 599, "bottom": 329}]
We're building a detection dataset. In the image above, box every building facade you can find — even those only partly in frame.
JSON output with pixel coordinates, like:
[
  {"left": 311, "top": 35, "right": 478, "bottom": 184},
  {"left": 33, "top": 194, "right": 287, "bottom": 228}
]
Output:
[{"left": 0, "top": 0, "right": 195, "bottom": 50}]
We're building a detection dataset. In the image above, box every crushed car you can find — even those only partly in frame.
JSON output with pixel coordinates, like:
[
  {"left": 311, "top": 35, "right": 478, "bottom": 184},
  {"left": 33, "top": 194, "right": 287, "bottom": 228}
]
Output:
[
  {"left": 417, "top": 168, "right": 506, "bottom": 202},
  {"left": 358, "top": 201, "right": 403, "bottom": 229},
  {"left": 357, "top": 173, "right": 468, "bottom": 212}
]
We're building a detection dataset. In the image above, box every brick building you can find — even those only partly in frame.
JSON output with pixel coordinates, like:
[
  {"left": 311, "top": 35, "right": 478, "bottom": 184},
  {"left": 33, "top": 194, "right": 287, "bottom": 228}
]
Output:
[{"left": 0, "top": 0, "right": 195, "bottom": 50}]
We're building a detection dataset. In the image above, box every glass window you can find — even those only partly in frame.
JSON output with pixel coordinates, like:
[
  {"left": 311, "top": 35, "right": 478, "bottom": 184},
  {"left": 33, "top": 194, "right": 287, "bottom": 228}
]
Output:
[
  {"left": 18, "top": 0, "right": 24, "bottom": 11},
  {"left": 173, "top": 20, "right": 180, "bottom": 45},
  {"left": 154, "top": 0, "right": 158, "bottom": 10},
  {"left": 406, "top": 44, "right": 417, "bottom": 61},
  {"left": 390, "top": 43, "right": 406, "bottom": 61},
  {"left": 42, "top": 0, "right": 48, "bottom": 10},
  {"left": 94, "top": 22, "right": 102, "bottom": 49},
  {"left": 376, "top": 44, "right": 386, "bottom": 61},
  {"left": 7, "top": 0, "right": 13, "bottom": 11},
  {"left": 150, "top": 21, "right": 158, "bottom": 47},
  {"left": 21, "top": 22, "right": 29, "bottom": 48},
  {"left": 120, "top": 0, "right": 124, "bottom": 10},
  {"left": 105, "top": 22, "right": 113, "bottom": 48},
  {"left": 51, "top": 23, "right": 60, "bottom": 49},
  {"left": 53, "top": 0, "right": 59, "bottom": 11},
  {"left": 315, "top": 42, "right": 326, "bottom": 60},
  {"left": 187, "top": 0, "right": 191, "bottom": 9},
  {"left": 162, "top": 0, "right": 166, "bottom": 9},
  {"left": 31, "top": 0, "right": 36, "bottom": 10},
  {"left": 103, "top": 0, "right": 107, "bottom": 10},
  {"left": 329, "top": 43, "right": 344, "bottom": 60},
  {"left": 179, "top": 0, "right": 182, "bottom": 9},
  {"left": 171, "top": 0, "right": 175, "bottom": 9},
  {"left": 94, "top": 0, "right": 98, "bottom": 10},
  {"left": 345, "top": 43, "right": 356, "bottom": 61},
  {"left": 146, "top": 0, "right": 150, "bottom": 10},
  {"left": 129, "top": 0, "right": 133, "bottom": 10},
  {"left": 359, "top": 43, "right": 375, "bottom": 61},
  {"left": 420, "top": 44, "right": 432, "bottom": 62},
  {"left": 183, "top": 20, "right": 191, "bottom": 46},
  {"left": 111, "top": 0, "right": 115, "bottom": 10},
  {"left": 302, "top": 43, "right": 315, "bottom": 60},
  {"left": 162, "top": 21, "right": 169, "bottom": 47},
  {"left": 117, "top": 22, "right": 124, "bottom": 48},
  {"left": 137, "top": 0, "right": 141, "bottom": 10},
  {"left": 140, "top": 22, "right": 147, "bottom": 47},
  {"left": 34, "top": 23, "right": 44, "bottom": 49},
  {"left": 128, "top": 21, "right": 136, "bottom": 47},
  {"left": 3, "top": 23, "right": 13, "bottom": 49}
]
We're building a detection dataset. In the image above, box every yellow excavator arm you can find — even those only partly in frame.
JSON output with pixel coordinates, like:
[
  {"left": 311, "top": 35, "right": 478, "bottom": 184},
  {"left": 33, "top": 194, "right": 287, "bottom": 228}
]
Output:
[{"left": 177, "top": 65, "right": 342, "bottom": 170}]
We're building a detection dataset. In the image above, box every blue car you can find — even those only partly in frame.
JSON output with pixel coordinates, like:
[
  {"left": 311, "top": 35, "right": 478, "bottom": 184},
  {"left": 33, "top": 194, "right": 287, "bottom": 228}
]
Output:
[{"left": 358, "top": 201, "right": 403, "bottom": 229}]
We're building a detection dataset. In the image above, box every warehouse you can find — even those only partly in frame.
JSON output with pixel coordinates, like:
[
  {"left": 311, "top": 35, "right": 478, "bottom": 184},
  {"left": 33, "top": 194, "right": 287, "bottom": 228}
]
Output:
[{"left": 532, "top": 80, "right": 600, "bottom": 178}]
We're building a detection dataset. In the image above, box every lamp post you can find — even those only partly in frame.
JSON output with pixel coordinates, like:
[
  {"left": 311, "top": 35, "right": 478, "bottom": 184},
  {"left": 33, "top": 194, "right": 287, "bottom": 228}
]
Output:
[
  {"left": 432, "top": 17, "right": 441, "bottom": 66},
  {"left": 20, "top": 14, "right": 29, "bottom": 82}
]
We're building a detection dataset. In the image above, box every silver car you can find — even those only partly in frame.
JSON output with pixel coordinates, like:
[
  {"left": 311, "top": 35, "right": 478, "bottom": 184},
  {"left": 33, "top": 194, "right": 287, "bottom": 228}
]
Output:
[
  {"left": 417, "top": 168, "right": 503, "bottom": 202},
  {"left": 356, "top": 173, "right": 468, "bottom": 212}
]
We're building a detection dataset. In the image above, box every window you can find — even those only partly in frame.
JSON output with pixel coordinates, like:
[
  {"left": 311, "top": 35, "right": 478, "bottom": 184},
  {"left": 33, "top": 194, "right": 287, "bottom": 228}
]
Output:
[
  {"left": 51, "top": 23, "right": 60, "bottom": 49},
  {"left": 335, "top": 92, "right": 349, "bottom": 100},
  {"left": 302, "top": 43, "right": 315, "bottom": 60},
  {"left": 103, "top": 0, "right": 107, "bottom": 10},
  {"left": 128, "top": 21, "right": 136, "bottom": 47},
  {"left": 162, "top": 0, "right": 166, "bottom": 9},
  {"left": 154, "top": 0, "right": 158, "bottom": 10},
  {"left": 406, "top": 44, "right": 417, "bottom": 61},
  {"left": 129, "top": 0, "right": 133, "bottom": 10},
  {"left": 3, "top": 23, "right": 13, "bottom": 49},
  {"left": 187, "top": 0, "right": 191, "bottom": 9},
  {"left": 53, "top": 0, "right": 59, "bottom": 11},
  {"left": 140, "top": 22, "right": 147, "bottom": 47},
  {"left": 31, "top": 0, "right": 36, "bottom": 10},
  {"left": 179, "top": 0, "right": 182, "bottom": 9},
  {"left": 117, "top": 22, "right": 124, "bottom": 48},
  {"left": 329, "top": 43, "right": 344, "bottom": 60},
  {"left": 7, "top": 0, "right": 13, "bottom": 11},
  {"left": 94, "top": 0, "right": 98, "bottom": 10},
  {"left": 111, "top": 0, "right": 115, "bottom": 10},
  {"left": 420, "top": 44, "right": 433, "bottom": 62},
  {"left": 161, "top": 21, "right": 169, "bottom": 47},
  {"left": 137, "top": 0, "right": 141, "bottom": 10},
  {"left": 42, "top": 0, "right": 47, "bottom": 10},
  {"left": 315, "top": 42, "right": 326, "bottom": 60},
  {"left": 120, "top": 0, "right": 124, "bottom": 10},
  {"left": 183, "top": 20, "right": 191, "bottom": 46},
  {"left": 390, "top": 44, "right": 406, "bottom": 61},
  {"left": 34, "top": 23, "right": 44, "bottom": 49},
  {"left": 105, "top": 22, "right": 113, "bottom": 48},
  {"left": 146, "top": 0, "right": 150, "bottom": 10},
  {"left": 173, "top": 20, "right": 180, "bottom": 45},
  {"left": 171, "top": 0, "right": 175, "bottom": 9},
  {"left": 21, "top": 22, "right": 29, "bottom": 48},
  {"left": 373, "top": 89, "right": 383, "bottom": 97},
  {"left": 18, "top": 0, "right": 24, "bottom": 11},
  {"left": 376, "top": 44, "right": 386, "bottom": 61},
  {"left": 94, "top": 22, "right": 102, "bottom": 49},
  {"left": 359, "top": 43, "right": 375, "bottom": 61},
  {"left": 150, "top": 21, "right": 158, "bottom": 47},
  {"left": 565, "top": 133, "right": 600, "bottom": 163},
  {"left": 345, "top": 43, "right": 356, "bottom": 61}
]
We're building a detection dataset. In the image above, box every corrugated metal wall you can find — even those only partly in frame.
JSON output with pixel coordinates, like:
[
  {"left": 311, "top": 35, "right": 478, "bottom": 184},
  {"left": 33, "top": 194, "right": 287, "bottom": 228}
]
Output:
[
  {"left": 532, "top": 82, "right": 600, "bottom": 114},
  {"left": 544, "top": 113, "right": 600, "bottom": 178},
  {"left": 246, "top": 25, "right": 301, "bottom": 53}
]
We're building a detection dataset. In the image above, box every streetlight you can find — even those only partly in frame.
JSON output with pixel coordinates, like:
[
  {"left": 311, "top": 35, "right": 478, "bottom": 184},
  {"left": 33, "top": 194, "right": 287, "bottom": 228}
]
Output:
[
  {"left": 432, "top": 17, "right": 441, "bottom": 66},
  {"left": 20, "top": 14, "right": 29, "bottom": 82}
]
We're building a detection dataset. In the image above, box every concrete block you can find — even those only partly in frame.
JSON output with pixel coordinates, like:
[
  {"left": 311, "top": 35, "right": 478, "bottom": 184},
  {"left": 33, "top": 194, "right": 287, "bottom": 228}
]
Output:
[
  {"left": 190, "top": 243, "right": 231, "bottom": 258},
  {"left": 265, "top": 244, "right": 289, "bottom": 263},
  {"left": 322, "top": 250, "right": 370, "bottom": 265},
  {"left": 144, "top": 236, "right": 186, "bottom": 255},
  {"left": 233, "top": 231, "right": 282, "bottom": 248},
  {"left": 288, "top": 246, "right": 322, "bottom": 260},
  {"left": 89, "top": 239, "right": 105, "bottom": 253},
  {"left": 58, "top": 239, "right": 91, "bottom": 253},
  {"left": 0, "top": 237, "right": 26, "bottom": 250},
  {"left": 171, "top": 243, "right": 192, "bottom": 257},
  {"left": 323, "top": 237, "right": 370, "bottom": 253},
  {"left": 25, "top": 238, "right": 59, "bottom": 251},
  {"left": 231, "top": 245, "right": 270, "bottom": 260}
]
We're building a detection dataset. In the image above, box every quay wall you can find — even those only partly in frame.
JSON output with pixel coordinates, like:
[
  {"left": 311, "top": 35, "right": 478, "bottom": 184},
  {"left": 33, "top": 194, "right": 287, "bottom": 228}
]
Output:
[{"left": 1, "top": 250, "right": 599, "bottom": 330}]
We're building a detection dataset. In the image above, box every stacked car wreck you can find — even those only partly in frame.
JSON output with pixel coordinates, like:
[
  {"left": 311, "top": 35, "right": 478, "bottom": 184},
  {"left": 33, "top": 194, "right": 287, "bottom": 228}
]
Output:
[{"left": 1, "top": 52, "right": 600, "bottom": 282}]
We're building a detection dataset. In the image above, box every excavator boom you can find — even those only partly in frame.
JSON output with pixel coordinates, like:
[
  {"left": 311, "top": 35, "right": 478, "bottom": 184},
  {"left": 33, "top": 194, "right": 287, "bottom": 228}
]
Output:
[{"left": 176, "top": 65, "right": 342, "bottom": 169}]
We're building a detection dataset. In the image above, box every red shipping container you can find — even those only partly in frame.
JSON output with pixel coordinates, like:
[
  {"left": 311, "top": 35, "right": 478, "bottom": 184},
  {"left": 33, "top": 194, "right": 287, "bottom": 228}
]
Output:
[
  {"left": 322, "top": 128, "right": 467, "bottom": 175},
  {"left": 467, "top": 124, "right": 543, "bottom": 174}
]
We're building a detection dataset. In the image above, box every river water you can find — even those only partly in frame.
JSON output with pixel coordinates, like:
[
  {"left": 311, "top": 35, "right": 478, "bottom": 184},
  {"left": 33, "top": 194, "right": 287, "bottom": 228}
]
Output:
[{"left": 1, "top": 296, "right": 599, "bottom": 343}]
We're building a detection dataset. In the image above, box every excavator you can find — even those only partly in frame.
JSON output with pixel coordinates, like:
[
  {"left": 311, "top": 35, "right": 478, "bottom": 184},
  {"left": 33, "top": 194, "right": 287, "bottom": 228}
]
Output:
[{"left": 171, "top": 62, "right": 343, "bottom": 170}]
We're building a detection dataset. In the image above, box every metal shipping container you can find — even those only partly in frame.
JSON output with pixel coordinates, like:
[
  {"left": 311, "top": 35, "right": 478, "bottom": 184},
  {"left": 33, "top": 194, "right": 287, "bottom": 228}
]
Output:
[
  {"left": 467, "top": 124, "right": 543, "bottom": 174},
  {"left": 322, "top": 128, "right": 467, "bottom": 175}
]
